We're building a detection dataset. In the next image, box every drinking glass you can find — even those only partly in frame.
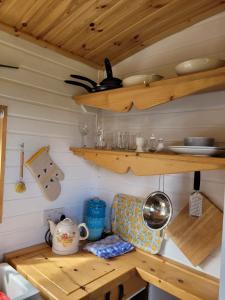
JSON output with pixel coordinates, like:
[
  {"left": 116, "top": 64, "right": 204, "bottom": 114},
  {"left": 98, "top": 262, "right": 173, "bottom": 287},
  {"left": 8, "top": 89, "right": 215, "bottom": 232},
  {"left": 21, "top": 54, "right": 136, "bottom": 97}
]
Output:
[
  {"left": 96, "top": 126, "right": 105, "bottom": 149},
  {"left": 79, "top": 124, "right": 89, "bottom": 147},
  {"left": 128, "top": 133, "right": 137, "bottom": 150},
  {"left": 105, "top": 132, "right": 113, "bottom": 149}
]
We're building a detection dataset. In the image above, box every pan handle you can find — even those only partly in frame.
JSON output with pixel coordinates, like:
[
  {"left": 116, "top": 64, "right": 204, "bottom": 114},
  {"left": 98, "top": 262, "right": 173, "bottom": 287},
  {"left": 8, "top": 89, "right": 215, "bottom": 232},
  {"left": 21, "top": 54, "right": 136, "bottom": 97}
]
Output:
[
  {"left": 64, "top": 80, "right": 92, "bottom": 92},
  {"left": 104, "top": 57, "right": 113, "bottom": 79},
  {"left": 194, "top": 171, "right": 201, "bottom": 191},
  {"left": 0, "top": 64, "right": 19, "bottom": 69},
  {"left": 70, "top": 74, "right": 97, "bottom": 87}
]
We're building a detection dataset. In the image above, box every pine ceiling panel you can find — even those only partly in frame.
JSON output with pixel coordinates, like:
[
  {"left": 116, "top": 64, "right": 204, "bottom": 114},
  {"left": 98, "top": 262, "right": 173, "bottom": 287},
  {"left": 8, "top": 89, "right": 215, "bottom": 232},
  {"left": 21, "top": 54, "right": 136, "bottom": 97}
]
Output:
[{"left": 0, "top": 0, "right": 224, "bottom": 67}]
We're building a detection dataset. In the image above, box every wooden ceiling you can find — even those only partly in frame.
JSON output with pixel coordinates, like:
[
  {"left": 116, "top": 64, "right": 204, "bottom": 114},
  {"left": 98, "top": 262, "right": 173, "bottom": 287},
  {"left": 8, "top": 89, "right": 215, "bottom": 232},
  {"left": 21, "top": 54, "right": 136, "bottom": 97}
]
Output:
[{"left": 0, "top": 0, "right": 224, "bottom": 68}]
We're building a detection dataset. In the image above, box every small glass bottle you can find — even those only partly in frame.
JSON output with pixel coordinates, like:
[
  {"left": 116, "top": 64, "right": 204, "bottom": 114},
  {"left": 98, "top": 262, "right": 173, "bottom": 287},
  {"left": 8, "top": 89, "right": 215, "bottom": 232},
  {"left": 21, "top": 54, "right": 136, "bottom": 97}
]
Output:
[
  {"left": 149, "top": 134, "right": 157, "bottom": 152},
  {"left": 156, "top": 138, "right": 164, "bottom": 152}
]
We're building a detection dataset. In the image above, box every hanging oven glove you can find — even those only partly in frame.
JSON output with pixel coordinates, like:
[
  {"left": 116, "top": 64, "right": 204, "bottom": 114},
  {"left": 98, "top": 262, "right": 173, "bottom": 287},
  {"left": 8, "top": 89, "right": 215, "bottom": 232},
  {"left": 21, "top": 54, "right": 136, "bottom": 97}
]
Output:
[{"left": 25, "top": 147, "right": 64, "bottom": 201}]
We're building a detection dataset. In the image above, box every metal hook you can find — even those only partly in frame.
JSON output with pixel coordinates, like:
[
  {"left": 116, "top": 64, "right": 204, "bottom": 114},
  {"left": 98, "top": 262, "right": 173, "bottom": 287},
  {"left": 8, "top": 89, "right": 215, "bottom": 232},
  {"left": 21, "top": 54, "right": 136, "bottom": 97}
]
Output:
[{"left": 158, "top": 174, "right": 165, "bottom": 192}]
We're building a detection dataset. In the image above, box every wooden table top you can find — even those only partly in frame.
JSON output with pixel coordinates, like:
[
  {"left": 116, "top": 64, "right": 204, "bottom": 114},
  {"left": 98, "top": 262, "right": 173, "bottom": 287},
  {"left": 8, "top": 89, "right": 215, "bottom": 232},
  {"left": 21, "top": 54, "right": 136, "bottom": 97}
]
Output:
[{"left": 5, "top": 243, "right": 219, "bottom": 300}]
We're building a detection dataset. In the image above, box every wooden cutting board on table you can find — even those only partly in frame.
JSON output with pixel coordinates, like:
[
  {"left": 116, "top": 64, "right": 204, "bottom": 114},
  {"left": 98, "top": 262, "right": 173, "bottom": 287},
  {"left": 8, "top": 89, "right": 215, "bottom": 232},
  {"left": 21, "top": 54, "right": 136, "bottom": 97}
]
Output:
[{"left": 166, "top": 196, "right": 223, "bottom": 266}]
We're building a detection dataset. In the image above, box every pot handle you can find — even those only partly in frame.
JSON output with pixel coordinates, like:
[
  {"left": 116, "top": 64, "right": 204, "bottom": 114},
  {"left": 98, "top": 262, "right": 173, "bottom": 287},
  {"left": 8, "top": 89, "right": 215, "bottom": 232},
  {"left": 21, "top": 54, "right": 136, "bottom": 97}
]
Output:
[
  {"left": 64, "top": 80, "right": 93, "bottom": 92},
  {"left": 194, "top": 171, "right": 201, "bottom": 191},
  {"left": 78, "top": 223, "right": 89, "bottom": 240},
  {"left": 104, "top": 57, "right": 113, "bottom": 79},
  {"left": 70, "top": 74, "right": 97, "bottom": 87}
]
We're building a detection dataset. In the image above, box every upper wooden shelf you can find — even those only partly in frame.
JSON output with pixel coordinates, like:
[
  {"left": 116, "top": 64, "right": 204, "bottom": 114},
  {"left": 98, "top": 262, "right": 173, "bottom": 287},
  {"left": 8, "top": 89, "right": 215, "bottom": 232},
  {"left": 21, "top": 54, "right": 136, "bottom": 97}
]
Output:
[
  {"left": 70, "top": 148, "right": 225, "bottom": 176},
  {"left": 74, "top": 67, "right": 225, "bottom": 112}
]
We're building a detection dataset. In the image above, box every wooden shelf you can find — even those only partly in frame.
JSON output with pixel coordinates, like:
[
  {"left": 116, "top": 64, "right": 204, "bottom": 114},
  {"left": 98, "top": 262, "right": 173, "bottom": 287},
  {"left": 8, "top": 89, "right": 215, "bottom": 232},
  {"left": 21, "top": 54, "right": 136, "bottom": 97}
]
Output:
[
  {"left": 74, "top": 67, "right": 225, "bottom": 112},
  {"left": 70, "top": 148, "right": 225, "bottom": 176}
]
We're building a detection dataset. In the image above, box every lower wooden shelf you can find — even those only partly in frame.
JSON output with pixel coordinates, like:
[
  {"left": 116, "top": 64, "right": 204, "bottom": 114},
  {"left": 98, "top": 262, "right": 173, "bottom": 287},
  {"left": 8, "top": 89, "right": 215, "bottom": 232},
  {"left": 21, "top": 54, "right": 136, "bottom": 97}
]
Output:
[{"left": 70, "top": 148, "right": 225, "bottom": 176}]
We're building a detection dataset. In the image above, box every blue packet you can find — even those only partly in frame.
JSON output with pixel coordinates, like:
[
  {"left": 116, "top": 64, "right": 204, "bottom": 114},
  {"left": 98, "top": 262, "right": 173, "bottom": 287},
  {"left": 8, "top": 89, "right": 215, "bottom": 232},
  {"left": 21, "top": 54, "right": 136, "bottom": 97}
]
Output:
[{"left": 84, "top": 234, "right": 134, "bottom": 259}]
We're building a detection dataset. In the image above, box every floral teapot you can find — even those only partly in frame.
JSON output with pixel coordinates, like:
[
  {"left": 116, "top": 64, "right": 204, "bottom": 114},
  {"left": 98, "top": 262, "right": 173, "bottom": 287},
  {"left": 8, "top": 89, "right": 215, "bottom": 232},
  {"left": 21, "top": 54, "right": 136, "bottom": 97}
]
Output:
[{"left": 49, "top": 218, "right": 89, "bottom": 255}]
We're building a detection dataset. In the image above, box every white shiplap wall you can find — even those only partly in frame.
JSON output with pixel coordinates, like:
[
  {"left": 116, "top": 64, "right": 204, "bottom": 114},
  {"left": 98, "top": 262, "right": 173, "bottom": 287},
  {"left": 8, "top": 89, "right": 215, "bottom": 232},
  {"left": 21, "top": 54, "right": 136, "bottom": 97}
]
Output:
[
  {"left": 97, "top": 12, "right": 225, "bottom": 282},
  {"left": 0, "top": 31, "right": 99, "bottom": 258},
  {"left": 0, "top": 10, "right": 224, "bottom": 299}
]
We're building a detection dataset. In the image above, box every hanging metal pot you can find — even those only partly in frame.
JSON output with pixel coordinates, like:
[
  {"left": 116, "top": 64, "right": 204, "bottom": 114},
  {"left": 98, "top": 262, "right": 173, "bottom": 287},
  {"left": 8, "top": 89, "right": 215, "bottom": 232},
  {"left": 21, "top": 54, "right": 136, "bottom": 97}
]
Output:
[{"left": 143, "top": 176, "right": 173, "bottom": 231}]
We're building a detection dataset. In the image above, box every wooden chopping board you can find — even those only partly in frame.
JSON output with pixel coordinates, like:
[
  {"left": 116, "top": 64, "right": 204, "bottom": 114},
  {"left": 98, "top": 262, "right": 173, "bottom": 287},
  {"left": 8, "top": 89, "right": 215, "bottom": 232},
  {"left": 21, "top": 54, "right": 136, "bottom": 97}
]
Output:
[{"left": 166, "top": 196, "right": 223, "bottom": 266}]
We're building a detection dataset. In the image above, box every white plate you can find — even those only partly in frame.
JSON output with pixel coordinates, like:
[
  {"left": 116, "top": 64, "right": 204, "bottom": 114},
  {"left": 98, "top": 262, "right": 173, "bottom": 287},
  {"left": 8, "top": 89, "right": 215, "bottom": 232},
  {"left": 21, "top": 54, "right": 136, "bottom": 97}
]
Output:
[
  {"left": 175, "top": 58, "right": 225, "bottom": 75},
  {"left": 122, "top": 74, "right": 163, "bottom": 87},
  {"left": 168, "top": 146, "right": 225, "bottom": 156}
]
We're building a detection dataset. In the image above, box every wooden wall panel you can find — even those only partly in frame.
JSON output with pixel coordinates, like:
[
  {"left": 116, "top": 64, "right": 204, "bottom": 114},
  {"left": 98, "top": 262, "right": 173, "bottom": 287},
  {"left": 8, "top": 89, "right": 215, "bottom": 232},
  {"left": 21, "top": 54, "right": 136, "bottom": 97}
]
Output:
[{"left": 0, "top": 0, "right": 224, "bottom": 66}]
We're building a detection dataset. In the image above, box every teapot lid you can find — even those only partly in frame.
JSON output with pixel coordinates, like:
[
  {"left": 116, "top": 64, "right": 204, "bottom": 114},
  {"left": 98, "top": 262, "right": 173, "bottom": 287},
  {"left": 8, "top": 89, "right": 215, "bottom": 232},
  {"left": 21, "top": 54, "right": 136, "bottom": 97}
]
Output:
[{"left": 59, "top": 218, "right": 74, "bottom": 226}]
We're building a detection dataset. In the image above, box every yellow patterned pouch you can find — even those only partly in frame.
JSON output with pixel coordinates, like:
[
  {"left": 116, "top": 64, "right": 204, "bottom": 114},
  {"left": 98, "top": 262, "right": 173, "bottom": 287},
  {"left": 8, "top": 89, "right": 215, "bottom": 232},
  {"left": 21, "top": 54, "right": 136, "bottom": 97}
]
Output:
[{"left": 112, "top": 193, "right": 164, "bottom": 254}]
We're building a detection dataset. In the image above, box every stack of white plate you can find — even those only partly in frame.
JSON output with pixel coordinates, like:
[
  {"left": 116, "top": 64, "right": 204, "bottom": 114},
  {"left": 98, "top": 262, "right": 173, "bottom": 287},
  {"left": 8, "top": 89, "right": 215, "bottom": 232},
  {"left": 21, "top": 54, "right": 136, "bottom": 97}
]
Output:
[{"left": 168, "top": 146, "right": 225, "bottom": 156}]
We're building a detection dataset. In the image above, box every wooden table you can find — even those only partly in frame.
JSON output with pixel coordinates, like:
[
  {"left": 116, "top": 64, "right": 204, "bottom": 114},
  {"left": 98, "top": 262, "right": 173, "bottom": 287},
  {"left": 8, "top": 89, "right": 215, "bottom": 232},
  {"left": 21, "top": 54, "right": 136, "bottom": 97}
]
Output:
[{"left": 5, "top": 243, "right": 219, "bottom": 300}]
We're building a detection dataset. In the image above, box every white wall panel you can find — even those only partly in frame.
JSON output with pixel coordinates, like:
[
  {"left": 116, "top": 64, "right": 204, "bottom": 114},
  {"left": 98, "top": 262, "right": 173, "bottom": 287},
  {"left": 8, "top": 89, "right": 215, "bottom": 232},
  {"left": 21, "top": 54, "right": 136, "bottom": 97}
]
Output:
[{"left": 0, "top": 30, "right": 98, "bottom": 258}]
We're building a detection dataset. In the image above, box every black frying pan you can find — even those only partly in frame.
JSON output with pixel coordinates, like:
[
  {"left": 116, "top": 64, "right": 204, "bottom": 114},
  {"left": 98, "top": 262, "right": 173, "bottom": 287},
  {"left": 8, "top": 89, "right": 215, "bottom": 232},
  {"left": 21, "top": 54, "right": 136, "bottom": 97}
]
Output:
[
  {"left": 64, "top": 58, "right": 122, "bottom": 93},
  {"left": 64, "top": 80, "right": 109, "bottom": 93}
]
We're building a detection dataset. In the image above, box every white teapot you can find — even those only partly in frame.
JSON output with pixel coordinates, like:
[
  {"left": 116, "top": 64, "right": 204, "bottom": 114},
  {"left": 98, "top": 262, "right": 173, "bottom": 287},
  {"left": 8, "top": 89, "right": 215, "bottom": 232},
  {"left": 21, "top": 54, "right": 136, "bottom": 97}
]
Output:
[{"left": 49, "top": 218, "right": 89, "bottom": 255}]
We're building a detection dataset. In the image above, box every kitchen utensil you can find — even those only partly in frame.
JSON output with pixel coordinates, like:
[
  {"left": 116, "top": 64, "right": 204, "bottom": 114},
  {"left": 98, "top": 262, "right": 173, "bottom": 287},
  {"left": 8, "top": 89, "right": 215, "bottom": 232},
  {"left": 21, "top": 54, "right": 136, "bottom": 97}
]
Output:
[
  {"left": 122, "top": 74, "right": 163, "bottom": 87},
  {"left": 0, "top": 64, "right": 19, "bottom": 69},
  {"left": 49, "top": 218, "right": 89, "bottom": 255},
  {"left": 65, "top": 58, "right": 122, "bottom": 92},
  {"left": 143, "top": 176, "right": 172, "bottom": 231},
  {"left": 15, "top": 143, "right": 26, "bottom": 193},
  {"left": 168, "top": 145, "right": 225, "bottom": 156},
  {"left": 189, "top": 171, "right": 203, "bottom": 217},
  {"left": 112, "top": 194, "right": 164, "bottom": 254},
  {"left": 184, "top": 137, "right": 214, "bottom": 146},
  {"left": 167, "top": 196, "right": 223, "bottom": 266},
  {"left": 175, "top": 58, "right": 225, "bottom": 75},
  {"left": 143, "top": 191, "right": 172, "bottom": 230}
]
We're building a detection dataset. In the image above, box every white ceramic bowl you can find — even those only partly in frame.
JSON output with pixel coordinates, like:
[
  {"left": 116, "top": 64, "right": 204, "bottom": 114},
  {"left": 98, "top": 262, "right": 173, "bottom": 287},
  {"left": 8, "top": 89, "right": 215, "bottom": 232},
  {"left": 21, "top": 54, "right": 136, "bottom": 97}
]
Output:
[
  {"left": 122, "top": 74, "right": 163, "bottom": 87},
  {"left": 184, "top": 137, "right": 215, "bottom": 147},
  {"left": 175, "top": 58, "right": 225, "bottom": 75}
]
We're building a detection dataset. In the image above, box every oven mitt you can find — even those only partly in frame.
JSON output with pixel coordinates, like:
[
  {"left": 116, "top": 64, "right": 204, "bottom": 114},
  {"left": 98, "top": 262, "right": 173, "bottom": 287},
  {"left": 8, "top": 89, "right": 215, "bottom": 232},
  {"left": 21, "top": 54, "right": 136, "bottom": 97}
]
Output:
[{"left": 25, "top": 147, "right": 64, "bottom": 201}]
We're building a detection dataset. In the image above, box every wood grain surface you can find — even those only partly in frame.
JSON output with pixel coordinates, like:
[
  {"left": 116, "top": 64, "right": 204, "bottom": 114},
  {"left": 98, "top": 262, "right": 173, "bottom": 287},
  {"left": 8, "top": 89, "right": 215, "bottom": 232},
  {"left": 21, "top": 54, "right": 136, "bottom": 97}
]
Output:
[
  {"left": 75, "top": 67, "right": 225, "bottom": 112},
  {"left": 0, "top": 0, "right": 224, "bottom": 66},
  {"left": 70, "top": 148, "right": 225, "bottom": 176},
  {"left": 167, "top": 196, "right": 223, "bottom": 266},
  {"left": 5, "top": 244, "right": 219, "bottom": 300}
]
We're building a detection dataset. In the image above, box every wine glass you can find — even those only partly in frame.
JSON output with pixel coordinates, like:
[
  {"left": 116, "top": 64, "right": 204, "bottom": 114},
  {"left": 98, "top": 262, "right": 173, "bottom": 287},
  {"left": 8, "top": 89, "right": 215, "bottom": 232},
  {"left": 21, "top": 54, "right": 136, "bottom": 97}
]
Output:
[{"left": 79, "top": 124, "right": 89, "bottom": 147}]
